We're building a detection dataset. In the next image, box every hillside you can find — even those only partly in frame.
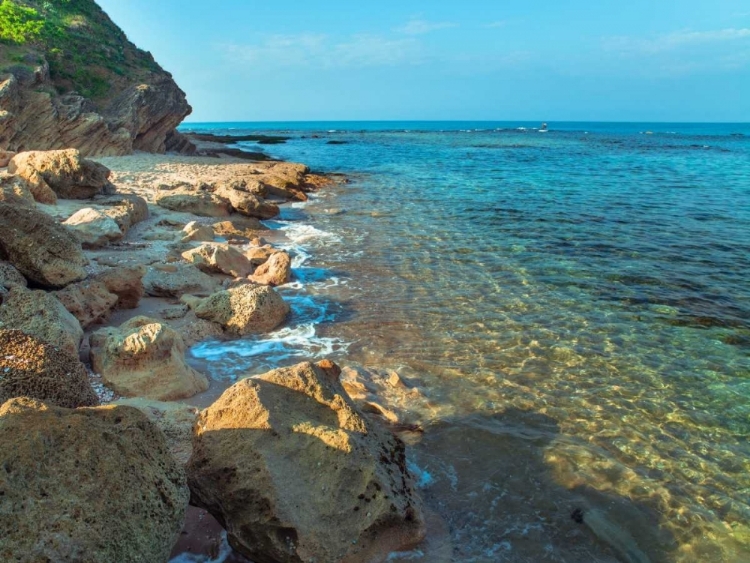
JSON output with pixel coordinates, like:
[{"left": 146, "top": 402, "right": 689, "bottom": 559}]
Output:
[{"left": 0, "top": 0, "right": 193, "bottom": 155}]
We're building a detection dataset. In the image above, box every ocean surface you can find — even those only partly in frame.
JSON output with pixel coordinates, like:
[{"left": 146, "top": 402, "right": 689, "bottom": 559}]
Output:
[{"left": 179, "top": 121, "right": 750, "bottom": 562}]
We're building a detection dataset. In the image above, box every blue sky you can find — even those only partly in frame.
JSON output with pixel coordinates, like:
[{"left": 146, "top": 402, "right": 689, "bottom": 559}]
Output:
[{"left": 96, "top": 0, "right": 750, "bottom": 122}]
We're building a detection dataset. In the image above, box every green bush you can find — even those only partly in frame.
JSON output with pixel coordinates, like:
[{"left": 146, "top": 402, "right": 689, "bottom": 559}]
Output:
[{"left": 0, "top": 0, "right": 44, "bottom": 44}]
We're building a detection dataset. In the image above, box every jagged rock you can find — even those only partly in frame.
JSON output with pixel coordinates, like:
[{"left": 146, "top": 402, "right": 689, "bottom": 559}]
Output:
[
  {"left": 0, "top": 149, "right": 16, "bottom": 167},
  {"left": 261, "top": 162, "right": 311, "bottom": 202},
  {"left": 164, "top": 130, "right": 197, "bottom": 155},
  {"left": 212, "top": 217, "right": 264, "bottom": 239},
  {"left": 90, "top": 316, "right": 209, "bottom": 401},
  {"left": 0, "top": 397, "right": 188, "bottom": 562},
  {"left": 0, "top": 286, "right": 83, "bottom": 356},
  {"left": 94, "top": 265, "right": 146, "bottom": 309},
  {"left": 245, "top": 244, "right": 277, "bottom": 266},
  {"left": 98, "top": 194, "right": 149, "bottom": 232},
  {"left": 155, "top": 184, "right": 231, "bottom": 217},
  {"left": 214, "top": 182, "right": 279, "bottom": 219},
  {"left": 193, "top": 284, "right": 289, "bottom": 336},
  {"left": 182, "top": 243, "right": 253, "bottom": 277},
  {"left": 248, "top": 250, "right": 292, "bottom": 286},
  {"left": 182, "top": 220, "right": 214, "bottom": 242},
  {"left": 0, "top": 202, "right": 88, "bottom": 288},
  {"left": 53, "top": 279, "right": 119, "bottom": 329},
  {"left": 8, "top": 149, "right": 112, "bottom": 199},
  {"left": 63, "top": 207, "right": 124, "bottom": 248},
  {"left": 144, "top": 263, "right": 220, "bottom": 298},
  {"left": 0, "top": 329, "right": 98, "bottom": 408},
  {"left": 0, "top": 261, "right": 26, "bottom": 290},
  {"left": 0, "top": 172, "right": 35, "bottom": 206},
  {"left": 186, "top": 360, "right": 426, "bottom": 563},
  {"left": 113, "top": 398, "right": 198, "bottom": 467}
]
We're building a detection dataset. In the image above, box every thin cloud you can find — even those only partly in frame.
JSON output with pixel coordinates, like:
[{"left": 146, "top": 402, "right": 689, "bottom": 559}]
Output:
[
  {"left": 484, "top": 21, "right": 509, "bottom": 28},
  {"left": 604, "top": 28, "right": 750, "bottom": 54},
  {"left": 396, "top": 19, "right": 457, "bottom": 35}
]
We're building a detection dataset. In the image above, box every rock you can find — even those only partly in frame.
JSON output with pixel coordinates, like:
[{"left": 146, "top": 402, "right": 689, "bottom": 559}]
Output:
[
  {"left": 63, "top": 207, "right": 124, "bottom": 248},
  {"left": 193, "top": 284, "right": 289, "bottom": 336},
  {"left": 0, "top": 329, "right": 99, "bottom": 408},
  {"left": 0, "top": 202, "right": 88, "bottom": 288},
  {"left": 245, "top": 244, "right": 276, "bottom": 266},
  {"left": 98, "top": 194, "right": 149, "bottom": 232},
  {"left": 94, "top": 265, "right": 146, "bottom": 309},
  {"left": 8, "top": 149, "right": 112, "bottom": 199},
  {"left": 0, "top": 261, "right": 26, "bottom": 290},
  {"left": 0, "top": 149, "right": 16, "bottom": 167},
  {"left": 171, "top": 313, "right": 224, "bottom": 348},
  {"left": 248, "top": 250, "right": 292, "bottom": 286},
  {"left": 144, "top": 263, "right": 221, "bottom": 298},
  {"left": 182, "top": 220, "right": 214, "bottom": 242},
  {"left": 155, "top": 184, "right": 231, "bottom": 217},
  {"left": 0, "top": 172, "right": 35, "bottom": 206},
  {"left": 0, "top": 397, "right": 188, "bottom": 562},
  {"left": 90, "top": 316, "right": 209, "bottom": 401},
  {"left": 0, "top": 286, "right": 83, "bottom": 356},
  {"left": 113, "top": 398, "right": 198, "bottom": 467},
  {"left": 182, "top": 243, "right": 253, "bottom": 277},
  {"left": 53, "top": 279, "right": 119, "bottom": 329},
  {"left": 214, "top": 183, "right": 279, "bottom": 219},
  {"left": 212, "top": 217, "right": 264, "bottom": 239},
  {"left": 186, "top": 360, "right": 425, "bottom": 563}
]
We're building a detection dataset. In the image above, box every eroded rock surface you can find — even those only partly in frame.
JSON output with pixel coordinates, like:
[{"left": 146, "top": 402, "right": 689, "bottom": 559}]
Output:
[
  {"left": 0, "top": 397, "right": 188, "bottom": 563},
  {"left": 0, "top": 172, "right": 35, "bottom": 206},
  {"left": 53, "top": 279, "right": 119, "bottom": 329},
  {"left": 182, "top": 243, "right": 253, "bottom": 278},
  {"left": 63, "top": 207, "right": 124, "bottom": 248},
  {"left": 187, "top": 360, "right": 425, "bottom": 563},
  {"left": 249, "top": 250, "right": 292, "bottom": 286},
  {"left": 193, "top": 284, "right": 289, "bottom": 336},
  {"left": 144, "top": 263, "right": 220, "bottom": 298},
  {"left": 94, "top": 265, "right": 146, "bottom": 309}
]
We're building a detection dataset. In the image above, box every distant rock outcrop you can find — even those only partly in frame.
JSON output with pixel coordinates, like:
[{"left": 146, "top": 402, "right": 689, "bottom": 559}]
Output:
[{"left": 0, "top": 0, "right": 193, "bottom": 156}]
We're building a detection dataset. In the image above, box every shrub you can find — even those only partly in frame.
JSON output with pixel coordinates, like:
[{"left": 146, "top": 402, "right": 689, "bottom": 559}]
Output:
[{"left": 0, "top": 0, "right": 44, "bottom": 44}]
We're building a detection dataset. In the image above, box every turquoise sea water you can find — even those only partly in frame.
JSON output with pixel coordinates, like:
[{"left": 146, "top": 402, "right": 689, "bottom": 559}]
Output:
[{"left": 182, "top": 122, "right": 750, "bottom": 562}]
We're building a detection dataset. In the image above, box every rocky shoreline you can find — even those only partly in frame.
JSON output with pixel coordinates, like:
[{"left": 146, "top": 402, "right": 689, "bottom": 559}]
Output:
[{"left": 0, "top": 144, "right": 430, "bottom": 562}]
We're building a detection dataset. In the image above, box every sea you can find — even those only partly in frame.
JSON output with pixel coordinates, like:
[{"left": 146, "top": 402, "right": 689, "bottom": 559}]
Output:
[{"left": 177, "top": 121, "right": 750, "bottom": 563}]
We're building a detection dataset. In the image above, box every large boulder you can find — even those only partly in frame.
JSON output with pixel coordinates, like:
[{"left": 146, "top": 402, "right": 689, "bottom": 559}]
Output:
[
  {"left": 0, "top": 172, "right": 35, "bottom": 206},
  {"left": 193, "top": 284, "right": 289, "bottom": 336},
  {"left": 0, "top": 202, "right": 88, "bottom": 288},
  {"left": 0, "top": 329, "right": 98, "bottom": 408},
  {"left": 8, "top": 149, "right": 112, "bottom": 199},
  {"left": 53, "top": 279, "right": 119, "bottom": 329},
  {"left": 97, "top": 194, "right": 149, "bottom": 233},
  {"left": 63, "top": 207, "right": 124, "bottom": 248},
  {"left": 245, "top": 244, "right": 277, "bottom": 266},
  {"left": 187, "top": 360, "right": 426, "bottom": 563},
  {"left": 144, "top": 263, "right": 221, "bottom": 298},
  {"left": 214, "top": 183, "right": 279, "bottom": 219},
  {"left": 249, "top": 250, "right": 292, "bottom": 286},
  {"left": 181, "top": 242, "right": 253, "bottom": 277},
  {"left": 155, "top": 184, "right": 231, "bottom": 217},
  {"left": 0, "top": 286, "right": 83, "bottom": 356},
  {"left": 94, "top": 265, "right": 146, "bottom": 309},
  {"left": 90, "top": 316, "right": 209, "bottom": 401},
  {"left": 181, "top": 220, "right": 215, "bottom": 242},
  {"left": 0, "top": 397, "right": 188, "bottom": 562}
]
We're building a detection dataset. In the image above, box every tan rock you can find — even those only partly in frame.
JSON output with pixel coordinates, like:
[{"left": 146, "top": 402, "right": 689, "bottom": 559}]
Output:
[
  {"left": 182, "top": 220, "right": 214, "bottom": 242},
  {"left": 193, "top": 284, "right": 289, "bottom": 336},
  {"left": 245, "top": 244, "right": 276, "bottom": 266},
  {"left": 214, "top": 183, "right": 279, "bottom": 219},
  {"left": 0, "top": 397, "right": 188, "bottom": 563},
  {"left": 98, "top": 194, "right": 149, "bottom": 232},
  {"left": 186, "top": 360, "right": 425, "bottom": 563},
  {"left": 0, "top": 172, "right": 35, "bottom": 206},
  {"left": 8, "top": 149, "right": 112, "bottom": 199},
  {"left": 63, "top": 207, "right": 124, "bottom": 248},
  {"left": 53, "top": 279, "right": 119, "bottom": 329},
  {"left": 0, "top": 202, "right": 88, "bottom": 288},
  {"left": 155, "top": 184, "right": 231, "bottom": 217},
  {"left": 143, "top": 263, "right": 221, "bottom": 298},
  {"left": 170, "top": 312, "right": 224, "bottom": 348},
  {"left": 182, "top": 242, "right": 253, "bottom": 277},
  {"left": 15, "top": 168, "right": 58, "bottom": 204},
  {"left": 0, "top": 149, "right": 16, "bottom": 167},
  {"left": 90, "top": 316, "right": 209, "bottom": 401},
  {"left": 94, "top": 264, "right": 146, "bottom": 309},
  {"left": 0, "top": 286, "right": 83, "bottom": 356},
  {"left": 249, "top": 250, "right": 292, "bottom": 286},
  {"left": 0, "top": 329, "right": 98, "bottom": 408},
  {"left": 212, "top": 217, "right": 264, "bottom": 239}
]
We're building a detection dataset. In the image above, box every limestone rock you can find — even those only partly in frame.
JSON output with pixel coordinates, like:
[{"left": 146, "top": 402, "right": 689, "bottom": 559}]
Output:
[
  {"left": 0, "top": 202, "right": 87, "bottom": 288},
  {"left": 144, "top": 263, "right": 220, "bottom": 298},
  {"left": 53, "top": 279, "right": 119, "bottom": 329},
  {"left": 155, "top": 184, "right": 231, "bottom": 217},
  {"left": 0, "top": 261, "right": 26, "bottom": 290},
  {"left": 0, "top": 172, "right": 34, "bottom": 206},
  {"left": 0, "top": 149, "right": 16, "bottom": 167},
  {"left": 212, "top": 217, "right": 264, "bottom": 239},
  {"left": 63, "top": 207, "right": 124, "bottom": 248},
  {"left": 90, "top": 316, "right": 209, "bottom": 401},
  {"left": 186, "top": 360, "right": 425, "bottom": 563},
  {"left": 8, "top": 149, "right": 112, "bottom": 199},
  {"left": 182, "top": 220, "right": 214, "bottom": 242},
  {"left": 245, "top": 244, "right": 276, "bottom": 266},
  {"left": 214, "top": 183, "right": 279, "bottom": 219},
  {"left": 0, "top": 286, "right": 83, "bottom": 356},
  {"left": 249, "top": 250, "right": 292, "bottom": 286},
  {"left": 94, "top": 265, "right": 146, "bottom": 309},
  {"left": 182, "top": 242, "right": 253, "bottom": 277},
  {"left": 193, "top": 284, "right": 289, "bottom": 336},
  {"left": 98, "top": 194, "right": 149, "bottom": 232},
  {"left": 0, "top": 397, "right": 188, "bottom": 563},
  {"left": 0, "top": 329, "right": 98, "bottom": 408}
]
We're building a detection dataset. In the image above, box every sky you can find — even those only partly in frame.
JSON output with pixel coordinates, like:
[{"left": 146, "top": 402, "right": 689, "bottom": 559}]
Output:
[{"left": 95, "top": 0, "right": 750, "bottom": 123}]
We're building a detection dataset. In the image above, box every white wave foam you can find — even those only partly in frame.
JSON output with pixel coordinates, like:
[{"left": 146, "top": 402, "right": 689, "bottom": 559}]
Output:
[{"left": 168, "top": 532, "right": 234, "bottom": 563}]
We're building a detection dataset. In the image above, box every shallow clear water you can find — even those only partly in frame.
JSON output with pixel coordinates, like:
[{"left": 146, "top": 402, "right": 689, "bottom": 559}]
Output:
[{"left": 182, "top": 122, "right": 750, "bottom": 562}]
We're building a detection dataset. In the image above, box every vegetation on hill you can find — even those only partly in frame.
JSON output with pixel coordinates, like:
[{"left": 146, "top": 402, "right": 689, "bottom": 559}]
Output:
[{"left": 0, "top": 0, "right": 162, "bottom": 101}]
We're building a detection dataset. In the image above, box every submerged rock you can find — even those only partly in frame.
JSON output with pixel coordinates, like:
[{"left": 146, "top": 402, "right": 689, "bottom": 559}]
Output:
[
  {"left": 0, "top": 397, "right": 188, "bottom": 562},
  {"left": 248, "top": 250, "right": 292, "bottom": 286},
  {"left": 8, "top": 149, "right": 112, "bottom": 200},
  {"left": 0, "top": 202, "right": 88, "bottom": 288},
  {"left": 193, "top": 283, "right": 289, "bottom": 336},
  {"left": 187, "top": 360, "right": 426, "bottom": 563},
  {"left": 90, "top": 316, "right": 209, "bottom": 401},
  {"left": 0, "top": 329, "right": 98, "bottom": 408},
  {"left": 182, "top": 242, "right": 253, "bottom": 277},
  {"left": 63, "top": 207, "right": 124, "bottom": 248}
]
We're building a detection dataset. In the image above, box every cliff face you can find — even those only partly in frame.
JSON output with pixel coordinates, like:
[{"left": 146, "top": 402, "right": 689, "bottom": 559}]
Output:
[{"left": 0, "top": 0, "right": 192, "bottom": 156}]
